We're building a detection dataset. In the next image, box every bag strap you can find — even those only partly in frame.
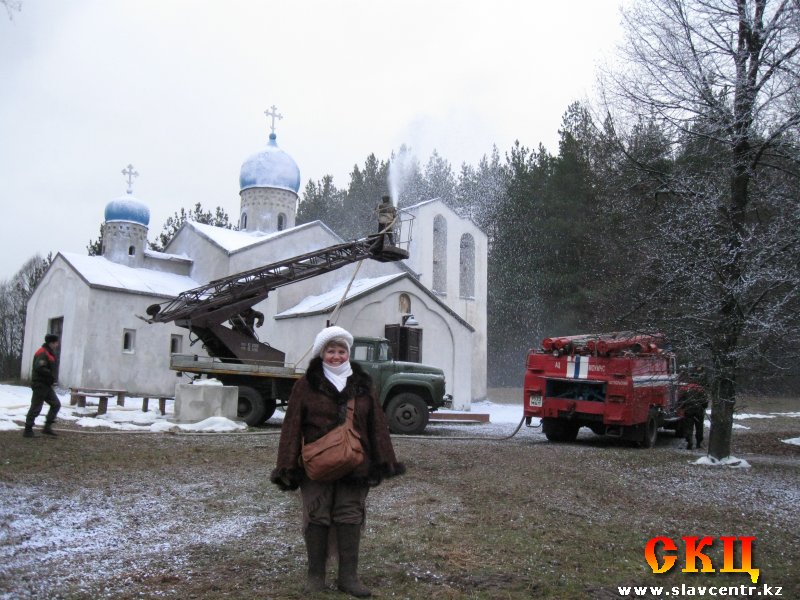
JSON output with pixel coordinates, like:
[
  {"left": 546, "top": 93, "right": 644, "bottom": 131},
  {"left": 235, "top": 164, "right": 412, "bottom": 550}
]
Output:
[
  {"left": 345, "top": 397, "right": 356, "bottom": 425},
  {"left": 302, "top": 397, "right": 356, "bottom": 448}
]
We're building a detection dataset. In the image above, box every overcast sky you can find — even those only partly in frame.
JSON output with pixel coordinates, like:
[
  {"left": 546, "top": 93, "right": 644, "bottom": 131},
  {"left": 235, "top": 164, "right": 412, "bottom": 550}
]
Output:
[{"left": 0, "top": 0, "right": 625, "bottom": 281}]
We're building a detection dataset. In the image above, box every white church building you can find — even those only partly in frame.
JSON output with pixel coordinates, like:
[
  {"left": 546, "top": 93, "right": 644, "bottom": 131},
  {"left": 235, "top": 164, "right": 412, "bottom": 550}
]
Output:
[{"left": 22, "top": 124, "right": 488, "bottom": 409}]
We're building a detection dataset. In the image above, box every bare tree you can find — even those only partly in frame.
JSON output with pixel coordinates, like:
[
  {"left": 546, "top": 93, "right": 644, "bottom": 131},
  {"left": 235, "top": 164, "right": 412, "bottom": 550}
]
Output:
[
  {"left": 0, "top": 254, "right": 51, "bottom": 380},
  {"left": 1, "top": 0, "right": 22, "bottom": 20},
  {"left": 600, "top": 0, "right": 800, "bottom": 459}
]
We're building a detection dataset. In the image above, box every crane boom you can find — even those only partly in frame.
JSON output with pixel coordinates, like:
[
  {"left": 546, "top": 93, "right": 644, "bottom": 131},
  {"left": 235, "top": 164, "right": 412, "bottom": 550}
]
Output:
[{"left": 143, "top": 232, "right": 409, "bottom": 363}]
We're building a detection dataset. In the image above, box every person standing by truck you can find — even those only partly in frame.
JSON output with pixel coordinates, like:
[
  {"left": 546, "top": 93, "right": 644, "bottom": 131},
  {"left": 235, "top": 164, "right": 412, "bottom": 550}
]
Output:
[
  {"left": 23, "top": 334, "right": 61, "bottom": 438},
  {"left": 270, "top": 325, "right": 405, "bottom": 597},
  {"left": 679, "top": 366, "right": 708, "bottom": 450},
  {"left": 681, "top": 388, "right": 708, "bottom": 450}
]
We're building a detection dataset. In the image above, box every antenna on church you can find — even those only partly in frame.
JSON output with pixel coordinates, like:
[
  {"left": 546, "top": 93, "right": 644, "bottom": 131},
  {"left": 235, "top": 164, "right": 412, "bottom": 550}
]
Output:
[
  {"left": 122, "top": 164, "right": 139, "bottom": 194},
  {"left": 264, "top": 105, "right": 283, "bottom": 135}
]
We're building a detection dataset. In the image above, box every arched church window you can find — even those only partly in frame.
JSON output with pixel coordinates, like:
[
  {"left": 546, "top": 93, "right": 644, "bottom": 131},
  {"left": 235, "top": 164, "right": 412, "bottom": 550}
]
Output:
[
  {"left": 432, "top": 215, "right": 447, "bottom": 294},
  {"left": 123, "top": 329, "right": 136, "bottom": 353},
  {"left": 241, "top": 212, "right": 247, "bottom": 229},
  {"left": 278, "top": 213, "right": 286, "bottom": 231},
  {"left": 459, "top": 233, "right": 475, "bottom": 299},
  {"left": 399, "top": 293, "right": 411, "bottom": 315},
  {"left": 128, "top": 246, "right": 136, "bottom": 256}
]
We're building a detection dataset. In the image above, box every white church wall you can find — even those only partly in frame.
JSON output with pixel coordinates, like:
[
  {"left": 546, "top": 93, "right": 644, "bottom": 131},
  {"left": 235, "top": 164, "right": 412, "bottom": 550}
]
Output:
[
  {"left": 404, "top": 200, "right": 488, "bottom": 400},
  {"left": 79, "top": 288, "right": 190, "bottom": 395},
  {"left": 23, "top": 256, "right": 194, "bottom": 395},
  {"left": 227, "top": 222, "right": 342, "bottom": 283},
  {"left": 166, "top": 226, "right": 232, "bottom": 284},
  {"left": 21, "top": 257, "right": 89, "bottom": 385}
]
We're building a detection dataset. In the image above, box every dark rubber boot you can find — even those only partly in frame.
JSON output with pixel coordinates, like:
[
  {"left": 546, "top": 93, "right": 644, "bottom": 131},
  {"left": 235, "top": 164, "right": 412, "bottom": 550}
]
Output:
[
  {"left": 336, "top": 524, "right": 372, "bottom": 598},
  {"left": 23, "top": 427, "right": 35, "bottom": 438},
  {"left": 303, "top": 523, "right": 329, "bottom": 593},
  {"left": 42, "top": 423, "right": 58, "bottom": 436}
]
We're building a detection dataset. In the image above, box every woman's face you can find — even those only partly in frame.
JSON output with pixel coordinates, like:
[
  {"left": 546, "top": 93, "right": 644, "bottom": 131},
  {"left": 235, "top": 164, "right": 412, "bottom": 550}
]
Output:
[{"left": 322, "top": 343, "right": 349, "bottom": 366}]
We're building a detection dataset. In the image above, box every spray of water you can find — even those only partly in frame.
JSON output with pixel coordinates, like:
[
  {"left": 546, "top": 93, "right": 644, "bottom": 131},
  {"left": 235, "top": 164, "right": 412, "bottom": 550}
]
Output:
[{"left": 387, "top": 146, "right": 418, "bottom": 206}]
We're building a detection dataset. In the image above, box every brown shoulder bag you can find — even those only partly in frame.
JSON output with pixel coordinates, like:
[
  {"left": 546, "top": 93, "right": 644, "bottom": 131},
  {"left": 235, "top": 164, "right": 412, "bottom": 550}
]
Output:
[{"left": 301, "top": 398, "right": 364, "bottom": 482}]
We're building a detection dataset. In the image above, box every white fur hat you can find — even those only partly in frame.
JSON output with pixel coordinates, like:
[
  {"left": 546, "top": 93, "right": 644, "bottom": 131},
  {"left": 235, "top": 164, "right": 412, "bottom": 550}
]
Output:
[{"left": 311, "top": 326, "right": 354, "bottom": 358}]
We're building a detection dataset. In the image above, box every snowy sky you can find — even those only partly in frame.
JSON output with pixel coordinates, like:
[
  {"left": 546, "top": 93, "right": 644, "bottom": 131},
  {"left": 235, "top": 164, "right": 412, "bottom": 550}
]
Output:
[{"left": 0, "top": 0, "right": 627, "bottom": 281}]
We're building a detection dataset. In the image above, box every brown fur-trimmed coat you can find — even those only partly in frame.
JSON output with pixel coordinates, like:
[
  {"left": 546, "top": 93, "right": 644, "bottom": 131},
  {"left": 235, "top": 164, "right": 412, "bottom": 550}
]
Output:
[{"left": 270, "top": 357, "right": 405, "bottom": 490}]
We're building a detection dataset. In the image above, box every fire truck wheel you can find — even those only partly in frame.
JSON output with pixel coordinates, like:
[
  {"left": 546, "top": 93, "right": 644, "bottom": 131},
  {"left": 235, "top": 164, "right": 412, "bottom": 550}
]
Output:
[
  {"left": 641, "top": 414, "right": 658, "bottom": 448},
  {"left": 237, "top": 386, "right": 275, "bottom": 426},
  {"left": 542, "top": 418, "right": 580, "bottom": 442},
  {"left": 386, "top": 393, "right": 429, "bottom": 435}
]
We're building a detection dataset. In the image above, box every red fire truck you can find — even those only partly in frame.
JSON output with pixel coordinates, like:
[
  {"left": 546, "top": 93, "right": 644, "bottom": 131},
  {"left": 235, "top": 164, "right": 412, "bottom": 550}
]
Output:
[{"left": 523, "top": 332, "right": 697, "bottom": 447}]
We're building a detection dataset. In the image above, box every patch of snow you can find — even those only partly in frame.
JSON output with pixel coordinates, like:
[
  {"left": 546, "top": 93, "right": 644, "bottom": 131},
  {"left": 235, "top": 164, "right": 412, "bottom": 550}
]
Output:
[
  {"left": 782, "top": 437, "right": 800, "bottom": 446},
  {"left": 175, "top": 416, "right": 245, "bottom": 432},
  {"left": 189, "top": 221, "right": 283, "bottom": 252},
  {"left": 693, "top": 455, "right": 752, "bottom": 468},
  {"left": 60, "top": 252, "right": 200, "bottom": 296},
  {"left": 192, "top": 378, "right": 224, "bottom": 386},
  {"left": 772, "top": 412, "right": 800, "bottom": 418},
  {"left": 734, "top": 413, "right": 776, "bottom": 420},
  {"left": 277, "top": 273, "right": 405, "bottom": 317}
]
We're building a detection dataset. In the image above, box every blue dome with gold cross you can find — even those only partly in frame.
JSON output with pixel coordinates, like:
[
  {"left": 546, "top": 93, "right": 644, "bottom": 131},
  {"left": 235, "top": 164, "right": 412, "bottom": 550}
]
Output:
[{"left": 239, "top": 133, "right": 301, "bottom": 194}]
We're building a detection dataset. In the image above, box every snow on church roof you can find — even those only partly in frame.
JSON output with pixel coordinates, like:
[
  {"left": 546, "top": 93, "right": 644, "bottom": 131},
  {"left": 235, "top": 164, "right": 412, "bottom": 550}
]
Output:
[
  {"left": 276, "top": 273, "right": 406, "bottom": 318},
  {"left": 186, "top": 221, "right": 328, "bottom": 254},
  {"left": 275, "top": 272, "right": 474, "bottom": 331},
  {"left": 60, "top": 252, "right": 200, "bottom": 298}
]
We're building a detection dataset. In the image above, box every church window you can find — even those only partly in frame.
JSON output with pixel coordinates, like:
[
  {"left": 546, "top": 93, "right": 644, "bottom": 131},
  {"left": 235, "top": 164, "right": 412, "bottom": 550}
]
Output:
[
  {"left": 399, "top": 293, "right": 411, "bottom": 315},
  {"left": 459, "top": 233, "right": 475, "bottom": 299},
  {"left": 128, "top": 245, "right": 136, "bottom": 256},
  {"left": 170, "top": 334, "right": 183, "bottom": 354},
  {"left": 278, "top": 213, "right": 286, "bottom": 231},
  {"left": 241, "top": 212, "right": 247, "bottom": 229},
  {"left": 122, "top": 329, "right": 136, "bottom": 353},
  {"left": 432, "top": 215, "right": 447, "bottom": 294}
]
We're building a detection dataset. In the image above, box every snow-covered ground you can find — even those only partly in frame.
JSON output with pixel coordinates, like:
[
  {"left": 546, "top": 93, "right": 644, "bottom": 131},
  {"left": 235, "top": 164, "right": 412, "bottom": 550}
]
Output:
[
  {"left": 1, "top": 382, "right": 797, "bottom": 445},
  {"left": 0, "top": 384, "right": 528, "bottom": 434}
]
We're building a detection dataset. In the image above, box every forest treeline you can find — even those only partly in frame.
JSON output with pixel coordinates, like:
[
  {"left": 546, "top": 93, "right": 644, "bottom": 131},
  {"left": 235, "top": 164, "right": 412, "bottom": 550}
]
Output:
[{"left": 293, "top": 100, "right": 799, "bottom": 389}]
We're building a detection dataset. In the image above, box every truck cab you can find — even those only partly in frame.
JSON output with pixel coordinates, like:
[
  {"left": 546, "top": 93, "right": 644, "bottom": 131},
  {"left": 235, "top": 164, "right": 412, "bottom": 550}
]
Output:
[{"left": 351, "top": 336, "right": 451, "bottom": 434}]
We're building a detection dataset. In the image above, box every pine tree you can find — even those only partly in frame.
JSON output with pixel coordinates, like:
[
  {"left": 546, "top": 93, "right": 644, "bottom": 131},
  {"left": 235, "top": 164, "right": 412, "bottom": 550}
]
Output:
[
  {"left": 341, "top": 154, "right": 389, "bottom": 240},
  {"left": 150, "top": 203, "right": 235, "bottom": 251}
]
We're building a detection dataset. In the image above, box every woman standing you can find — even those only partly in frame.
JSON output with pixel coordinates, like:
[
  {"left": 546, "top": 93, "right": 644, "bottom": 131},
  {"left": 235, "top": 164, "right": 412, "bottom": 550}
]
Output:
[{"left": 271, "top": 326, "right": 405, "bottom": 597}]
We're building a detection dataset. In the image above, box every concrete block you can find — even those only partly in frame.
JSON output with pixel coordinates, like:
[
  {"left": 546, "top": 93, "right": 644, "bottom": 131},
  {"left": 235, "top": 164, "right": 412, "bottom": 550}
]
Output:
[{"left": 172, "top": 383, "right": 239, "bottom": 424}]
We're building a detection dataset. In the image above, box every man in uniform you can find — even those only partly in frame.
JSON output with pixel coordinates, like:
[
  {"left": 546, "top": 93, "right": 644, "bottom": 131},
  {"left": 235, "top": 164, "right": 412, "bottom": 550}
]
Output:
[
  {"left": 680, "top": 367, "right": 708, "bottom": 450},
  {"left": 23, "top": 334, "right": 61, "bottom": 438},
  {"left": 377, "top": 195, "right": 397, "bottom": 247}
]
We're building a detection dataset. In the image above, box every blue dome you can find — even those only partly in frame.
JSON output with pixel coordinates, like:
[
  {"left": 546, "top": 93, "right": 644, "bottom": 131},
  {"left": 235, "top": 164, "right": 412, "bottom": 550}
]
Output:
[
  {"left": 104, "top": 192, "right": 150, "bottom": 226},
  {"left": 239, "top": 133, "right": 301, "bottom": 193}
]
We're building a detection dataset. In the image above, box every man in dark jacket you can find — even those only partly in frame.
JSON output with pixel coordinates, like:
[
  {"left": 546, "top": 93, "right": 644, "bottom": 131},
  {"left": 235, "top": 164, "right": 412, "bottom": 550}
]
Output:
[
  {"left": 23, "top": 334, "right": 61, "bottom": 438},
  {"left": 680, "top": 389, "right": 708, "bottom": 450}
]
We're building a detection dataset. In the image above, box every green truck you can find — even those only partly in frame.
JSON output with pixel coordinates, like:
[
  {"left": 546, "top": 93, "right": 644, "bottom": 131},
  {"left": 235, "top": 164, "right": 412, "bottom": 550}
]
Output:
[{"left": 170, "top": 335, "right": 451, "bottom": 434}]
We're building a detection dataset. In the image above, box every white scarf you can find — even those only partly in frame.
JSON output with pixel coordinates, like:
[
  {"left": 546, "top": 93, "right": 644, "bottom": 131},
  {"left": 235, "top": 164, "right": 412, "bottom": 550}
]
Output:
[{"left": 322, "top": 360, "right": 353, "bottom": 392}]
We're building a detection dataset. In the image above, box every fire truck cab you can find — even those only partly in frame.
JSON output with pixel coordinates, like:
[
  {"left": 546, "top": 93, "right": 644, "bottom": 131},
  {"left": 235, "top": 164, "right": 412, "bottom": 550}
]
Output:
[{"left": 524, "top": 333, "right": 689, "bottom": 447}]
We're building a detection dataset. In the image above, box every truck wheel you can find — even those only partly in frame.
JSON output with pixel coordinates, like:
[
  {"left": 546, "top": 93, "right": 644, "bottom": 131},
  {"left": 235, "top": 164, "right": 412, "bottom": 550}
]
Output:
[
  {"left": 641, "top": 414, "right": 658, "bottom": 448},
  {"left": 237, "top": 386, "right": 275, "bottom": 426},
  {"left": 542, "top": 418, "right": 580, "bottom": 442},
  {"left": 386, "top": 393, "right": 429, "bottom": 435}
]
